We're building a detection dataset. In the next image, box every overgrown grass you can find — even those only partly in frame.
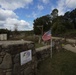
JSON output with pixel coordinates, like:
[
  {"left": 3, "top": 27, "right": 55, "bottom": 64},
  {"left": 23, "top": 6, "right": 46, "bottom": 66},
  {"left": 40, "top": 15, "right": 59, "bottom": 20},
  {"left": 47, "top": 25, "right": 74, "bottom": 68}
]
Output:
[
  {"left": 37, "top": 50, "right": 76, "bottom": 75},
  {"left": 35, "top": 43, "right": 45, "bottom": 48}
]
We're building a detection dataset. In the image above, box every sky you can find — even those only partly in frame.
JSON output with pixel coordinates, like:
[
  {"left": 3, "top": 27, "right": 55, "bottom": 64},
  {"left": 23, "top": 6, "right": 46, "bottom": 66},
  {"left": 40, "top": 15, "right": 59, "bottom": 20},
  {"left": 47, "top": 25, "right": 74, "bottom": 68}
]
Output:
[{"left": 0, "top": 0, "right": 76, "bottom": 31}]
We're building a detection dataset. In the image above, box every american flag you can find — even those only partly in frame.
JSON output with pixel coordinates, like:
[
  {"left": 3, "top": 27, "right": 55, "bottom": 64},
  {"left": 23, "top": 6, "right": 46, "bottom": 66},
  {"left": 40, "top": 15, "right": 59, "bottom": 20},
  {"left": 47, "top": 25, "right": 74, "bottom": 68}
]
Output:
[{"left": 42, "top": 30, "right": 51, "bottom": 41}]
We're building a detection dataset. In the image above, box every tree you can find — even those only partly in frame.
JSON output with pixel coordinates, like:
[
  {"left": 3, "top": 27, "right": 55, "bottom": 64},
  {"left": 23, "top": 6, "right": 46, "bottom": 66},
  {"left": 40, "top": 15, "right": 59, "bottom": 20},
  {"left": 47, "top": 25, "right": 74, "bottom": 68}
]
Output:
[
  {"left": 33, "top": 15, "right": 52, "bottom": 43},
  {"left": 14, "top": 24, "right": 18, "bottom": 34},
  {"left": 51, "top": 15, "right": 74, "bottom": 36},
  {"left": 33, "top": 8, "right": 76, "bottom": 37},
  {"left": 64, "top": 8, "right": 76, "bottom": 29},
  {"left": 33, "top": 15, "right": 52, "bottom": 35},
  {"left": 52, "top": 16, "right": 67, "bottom": 35},
  {"left": 70, "top": 8, "right": 76, "bottom": 29},
  {"left": 51, "top": 9, "right": 58, "bottom": 19}
]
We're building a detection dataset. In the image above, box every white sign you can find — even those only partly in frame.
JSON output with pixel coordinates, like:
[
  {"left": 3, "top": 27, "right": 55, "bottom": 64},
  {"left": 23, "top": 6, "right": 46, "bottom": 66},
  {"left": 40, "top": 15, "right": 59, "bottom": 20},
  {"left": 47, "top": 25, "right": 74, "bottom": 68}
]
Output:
[{"left": 20, "top": 50, "right": 32, "bottom": 65}]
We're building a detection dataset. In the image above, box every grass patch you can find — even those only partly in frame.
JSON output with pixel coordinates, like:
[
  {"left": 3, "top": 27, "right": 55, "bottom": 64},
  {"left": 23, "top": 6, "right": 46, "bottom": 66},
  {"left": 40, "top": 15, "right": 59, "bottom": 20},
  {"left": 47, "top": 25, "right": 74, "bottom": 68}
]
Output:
[
  {"left": 35, "top": 43, "right": 45, "bottom": 48},
  {"left": 37, "top": 50, "right": 76, "bottom": 75}
]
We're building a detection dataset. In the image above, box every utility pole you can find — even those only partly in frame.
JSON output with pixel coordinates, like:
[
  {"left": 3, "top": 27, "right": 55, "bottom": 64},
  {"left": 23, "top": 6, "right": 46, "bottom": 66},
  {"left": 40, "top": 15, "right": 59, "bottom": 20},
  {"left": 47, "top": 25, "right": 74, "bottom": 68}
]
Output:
[{"left": 36, "top": 25, "right": 43, "bottom": 43}]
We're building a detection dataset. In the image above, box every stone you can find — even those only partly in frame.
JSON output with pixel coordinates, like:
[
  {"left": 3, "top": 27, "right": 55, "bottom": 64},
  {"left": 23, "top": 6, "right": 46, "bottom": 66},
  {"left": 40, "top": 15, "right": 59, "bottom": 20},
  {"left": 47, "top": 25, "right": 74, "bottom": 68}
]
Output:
[
  {"left": 13, "top": 63, "right": 20, "bottom": 75},
  {"left": 0, "top": 46, "right": 2, "bottom": 52},
  {"left": 21, "top": 71, "right": 24, "bottom": 75},
  {"left": 6, "top": 72, "right": 12, "bottom": 75},
  {"left": 0, "top": 69, "right": 6, "bottom": 75},
  {"left": 5, "top": 69, "right": 12, "bottom": 72},
  {"left": 24, "top": 67, "right": 32, "bottom": 75},
  {"left": 0, "top": 57, "right": 3, "bottom": 64},
  {"left": 13, "top": 54, "right": 19, "bottom": 63},
  {"left": 28, "top": 44, "right": 34, "bottom": 49},
  {"left": 0, "top": 51, "right": 6, "bottom": 58},
  {"left": 0, "top": 41, "right": 36, "bottom": 75},
  {"left": 0, "top": 53, "right": 12, "bottom": 69}
]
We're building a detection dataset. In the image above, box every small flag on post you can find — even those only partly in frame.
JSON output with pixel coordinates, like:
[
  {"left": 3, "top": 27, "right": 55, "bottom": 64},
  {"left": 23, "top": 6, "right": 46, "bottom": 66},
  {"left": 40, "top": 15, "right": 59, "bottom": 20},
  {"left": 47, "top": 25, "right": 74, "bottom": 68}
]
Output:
[
  {"left": 42, "top": 30, "right": 52, "bottom": 58},
  {"left": 42, "top": 30, "right": 51, "bottom": 41}
]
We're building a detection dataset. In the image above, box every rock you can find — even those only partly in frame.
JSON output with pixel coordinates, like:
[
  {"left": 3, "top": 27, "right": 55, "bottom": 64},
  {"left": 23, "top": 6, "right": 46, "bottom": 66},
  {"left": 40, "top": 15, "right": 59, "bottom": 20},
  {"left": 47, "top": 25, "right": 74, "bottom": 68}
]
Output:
[
  {"left": 0, "top": 51, "right": 6, "bottom": 58},
  {"left": 28, "top": 44, "right": 34, "bottom": 49},
  {"left": 13, "top": 54, "right": 19, "bottom": 63},
  {"left": 6, "top": 72, "right": 12, "bottom": 75},
  {"left": 0, "top": 57, "right": 3, "bottom": 64},
  {"left": 0, "top": 41, "right": 36, "bottom": 75},
  {"left": 0, "top": 53, "right": 12, "bottom": 69},
  {"left": 0, "top": 69, "right": 3, "bottom": 75},
  {"left": 24, "top": 67, "right": 32, "bottom": 75},
  {"left": 13, "top": 63, "right": 20, "bottom": 75},
  {"left": 21, "top": 71, "right": 24, "bottom": 75},
  {"left": 0, "top": 46, "right": 2, "bottom": 52},
  {"left": 5, "top": 69, "right": 12, "bottom": 72},
  {"left": 0, "top": 69, "right": 5, "bottom": 75}
]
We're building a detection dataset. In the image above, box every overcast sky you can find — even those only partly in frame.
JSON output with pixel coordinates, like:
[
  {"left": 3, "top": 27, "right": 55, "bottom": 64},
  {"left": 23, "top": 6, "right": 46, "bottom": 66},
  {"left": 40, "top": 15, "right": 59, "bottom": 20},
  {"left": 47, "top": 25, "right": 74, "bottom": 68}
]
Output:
[{"left": 0, "top": 0, "right": 76, "bottom": 31}]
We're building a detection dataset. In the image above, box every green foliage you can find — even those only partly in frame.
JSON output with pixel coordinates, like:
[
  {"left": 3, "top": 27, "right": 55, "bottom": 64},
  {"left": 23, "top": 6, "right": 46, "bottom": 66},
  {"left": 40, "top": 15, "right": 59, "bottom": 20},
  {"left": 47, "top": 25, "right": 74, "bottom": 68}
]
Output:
[
  {"left": 62, "top": 30, "right": 76, "bottom": 38},
  {"left": 33, "top": 15, "right": 52, "bottom": 35},
  {"left": 52, "top": 22, "right": 66, "bottom": 35},
  {"left": 51, "top": 8, "right": 58, "bottom": 19},
  {"left": 33, "top": 8, "right": 76, "bottom": 36},
  {"left": 35, "top": 43, "right": 44, "bottom": 48},
  {"left": 64, "top": 8, "right": 76, "bottom": 29},
  {"left": 0, "top": 29, "right": 9, "bottom": 34},
  {"left": 52, "top": 15, "right": 74, "bottom": 36}
]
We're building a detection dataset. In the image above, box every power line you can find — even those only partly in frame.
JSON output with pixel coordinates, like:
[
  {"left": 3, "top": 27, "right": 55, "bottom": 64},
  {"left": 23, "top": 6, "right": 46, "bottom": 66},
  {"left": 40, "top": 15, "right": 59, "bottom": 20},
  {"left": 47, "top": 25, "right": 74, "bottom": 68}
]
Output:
[{"left": 65, "top": 0, "right": 71, "bottom": 8}]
